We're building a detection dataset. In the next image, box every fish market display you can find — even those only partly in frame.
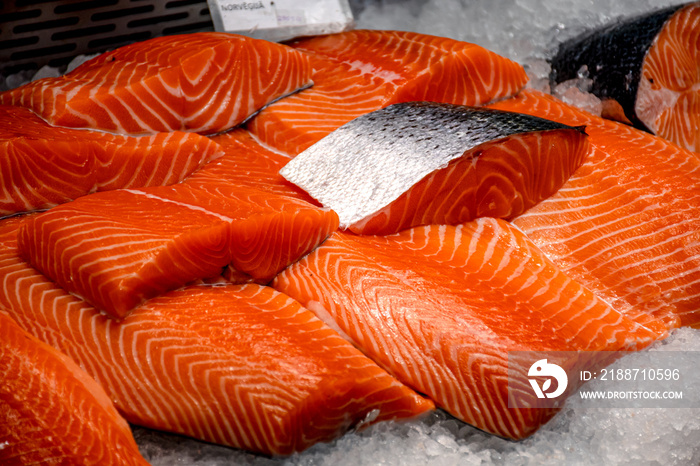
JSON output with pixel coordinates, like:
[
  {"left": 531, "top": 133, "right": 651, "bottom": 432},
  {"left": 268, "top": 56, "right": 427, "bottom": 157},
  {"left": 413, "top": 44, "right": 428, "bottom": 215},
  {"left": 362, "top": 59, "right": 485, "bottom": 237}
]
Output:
[
  {"left": 1, "top": 5, "right": 699, "bottom": 461},
  {"left": 280, "top": 102, "right": 588, "bottom": 234},
  {"left": 273, "top": 218, "right": 659, "bottom": 439},
  {"left": 0, "top": 32, "right": 312, "bottom": 135},
  {"left": 490, "top": 89, "right": 700, "bottom": 330},
  {"left": 0, "top": 105, "right": 223, "bottom": 216},
  {"left": 0, "top": 311, "right": 148, "bottom": 466},
  {"left": 17, "top": 174, "right": 339, "bottom": 318},
  {"left": 247, "top": 30, "right": 528, "bottom": 154},
  {"left": 550, "top": 2, "right": 700, "bottom": 152},
  {"left": 0, "top": 216, "right": 433, "bottom": 455}
]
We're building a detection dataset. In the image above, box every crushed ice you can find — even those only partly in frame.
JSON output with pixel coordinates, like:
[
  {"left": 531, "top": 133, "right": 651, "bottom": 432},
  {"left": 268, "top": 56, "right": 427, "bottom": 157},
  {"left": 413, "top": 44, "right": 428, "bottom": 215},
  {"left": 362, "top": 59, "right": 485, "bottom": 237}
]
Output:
[{"left": 354, "top": 0, "right": 687, "bottom": 111}]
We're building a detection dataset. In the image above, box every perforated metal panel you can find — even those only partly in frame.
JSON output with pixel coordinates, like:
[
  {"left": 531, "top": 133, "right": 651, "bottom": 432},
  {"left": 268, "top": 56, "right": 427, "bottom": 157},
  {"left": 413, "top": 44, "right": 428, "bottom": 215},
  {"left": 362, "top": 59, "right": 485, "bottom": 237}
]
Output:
[{"left": 0, "top": 0, "right": 215, "bottom": 74}]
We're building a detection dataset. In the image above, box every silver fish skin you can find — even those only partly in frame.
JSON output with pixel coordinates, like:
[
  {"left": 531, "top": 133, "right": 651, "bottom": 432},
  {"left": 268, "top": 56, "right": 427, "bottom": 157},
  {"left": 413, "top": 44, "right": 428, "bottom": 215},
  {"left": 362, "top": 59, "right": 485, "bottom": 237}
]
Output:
[{"left": 279, "top": 101, "right": 585, "bottom": 229}]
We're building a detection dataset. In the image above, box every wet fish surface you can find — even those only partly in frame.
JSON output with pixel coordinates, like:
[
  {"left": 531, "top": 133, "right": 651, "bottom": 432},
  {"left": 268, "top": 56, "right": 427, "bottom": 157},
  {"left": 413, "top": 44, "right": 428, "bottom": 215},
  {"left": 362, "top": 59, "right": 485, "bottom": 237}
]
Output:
[
  {"left": 0, "top": 311, "right": 148, "bottom": 465},
  {"left": 273, "top": 218, "right": 658, "bottom": 440},
  {"left": 0, "top": 215, "right": 433, "bottom": 456},
  {"left": 2, "top": 19, "right": 699, "bottom": 459},
  {"left": 281, "top": 102, "right": 588, "bottom": 234},
  {"left": 17, "top": 180, "right": 338, "bottom": 318},
  {"left": 490, "top": 89, "right": 700, "bottom": 331},
  {"left": 0, "top": 32, "right": 312, "bottom": 135},
  {"left": 247, "top": 29, "right": 528, "bottom": 154},
  {"left": 0, "top": 105, "right": 223, "bottom": 217}
]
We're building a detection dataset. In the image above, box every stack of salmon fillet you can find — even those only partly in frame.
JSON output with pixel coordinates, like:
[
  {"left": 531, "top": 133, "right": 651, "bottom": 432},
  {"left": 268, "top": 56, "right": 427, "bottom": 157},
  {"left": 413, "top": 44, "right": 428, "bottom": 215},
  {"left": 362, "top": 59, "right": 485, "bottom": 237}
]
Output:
[{"left": 0, "top": 24, "right": 698, "bottom": 464}]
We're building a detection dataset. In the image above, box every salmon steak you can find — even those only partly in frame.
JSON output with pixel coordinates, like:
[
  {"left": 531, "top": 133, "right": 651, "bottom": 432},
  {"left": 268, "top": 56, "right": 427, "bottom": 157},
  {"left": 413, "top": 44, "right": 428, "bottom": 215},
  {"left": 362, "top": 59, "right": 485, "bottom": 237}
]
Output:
[
  {"left": 280, "top": 102, "right": 589, "bottom": 235},
  {"left": 0, "top": 105, "right": 223, "bottom": 216},
  {"left": 247, "top": 30, "right": 528, "bottom": 154},
  {"left": 273, "top": 218, "right": 660, "bottom": 440},
  {"left": 490, "top": 89, "right": 700, "bottom": 329},
  {"left": 0, "top": 311, "right": 148, "bottom": 465},
  {"left": 0, "top": 32, "right": 312, "bottom": 135},
  {"left": 550, "top": 2, "right": 700, "bottom": 152},
  {"left": 0, "top": 216, "right": 433, "bottom": 455}
]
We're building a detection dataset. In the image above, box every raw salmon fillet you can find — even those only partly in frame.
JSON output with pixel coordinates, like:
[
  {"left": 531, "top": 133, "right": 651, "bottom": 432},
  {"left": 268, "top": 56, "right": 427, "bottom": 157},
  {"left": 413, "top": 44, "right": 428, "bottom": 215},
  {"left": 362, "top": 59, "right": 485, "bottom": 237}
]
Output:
[
  {"left": 247, "top": 54, "right": 390, "bottom": 154},
  {"left": 186, "top": 129, "right": 324, "bottom": 283},
  {"left": 0, "top": 105, "right": 223, "bottom": 216},
  {"left": 489, "top": 89, "right": 700, "bottom": 329},
  {"left": 0, "top": 311, "right": 147, "bottom": 465},
  {"left": 550, "top": 2, "right": 700, "bottom": 152},
  {"left": 637, "top": 2, "right": 700, "bottom": 152},
  {"left": 280, "top": 102, "right": 589, "bottom": 235},
  {"left": 0, "top": 32, "right": 312, "bottom": 135},
  {"left": 247, "top": 30, "right": 528, "bottom": 154},
  {"left": 273, "top": 218, "right": 659, "bottom": 439},
  {"left": 192, "top": 128, "right": 316, "bottom": 203},
  {"left": 18, "top": 164, "right": 339, "bottom": 317},
  {"left": 0, "top": 216, "right": 433, "bottom": 455}
]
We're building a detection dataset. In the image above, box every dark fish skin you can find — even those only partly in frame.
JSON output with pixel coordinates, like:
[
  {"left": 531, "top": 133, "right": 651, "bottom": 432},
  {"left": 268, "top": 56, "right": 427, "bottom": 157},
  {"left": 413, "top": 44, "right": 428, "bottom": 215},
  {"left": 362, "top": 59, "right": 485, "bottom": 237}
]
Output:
[{"left": 549, "top": 3, "right": 687, "bottom": 131}]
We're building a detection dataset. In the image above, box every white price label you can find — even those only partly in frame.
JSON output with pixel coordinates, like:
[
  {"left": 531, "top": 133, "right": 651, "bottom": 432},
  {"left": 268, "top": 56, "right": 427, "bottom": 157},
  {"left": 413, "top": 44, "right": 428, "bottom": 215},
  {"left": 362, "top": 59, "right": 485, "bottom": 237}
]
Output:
[
  {"left": 207, "top": 0, "right": 353, "bottom": 42},
  {"left": 213, "top": 1, "right": 278, "bottom": 31}
]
